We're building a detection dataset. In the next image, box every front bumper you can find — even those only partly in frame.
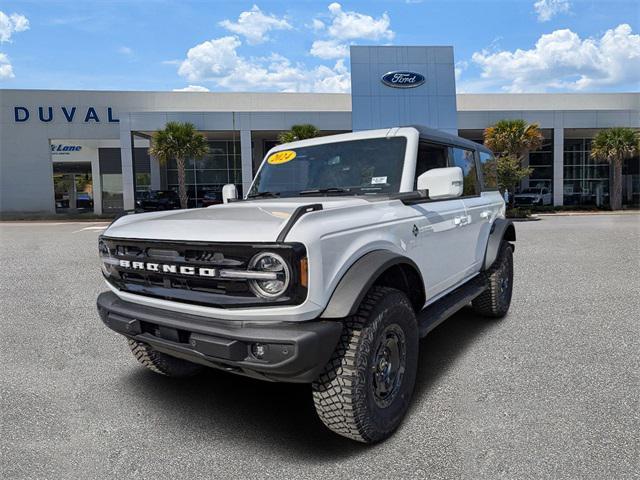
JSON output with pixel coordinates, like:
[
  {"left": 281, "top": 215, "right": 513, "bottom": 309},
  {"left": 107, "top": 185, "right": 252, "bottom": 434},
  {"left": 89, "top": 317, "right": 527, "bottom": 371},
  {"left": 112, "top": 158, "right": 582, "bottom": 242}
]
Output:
[{"left": 97, "top": 292, "right": 342, "bottom": 383}]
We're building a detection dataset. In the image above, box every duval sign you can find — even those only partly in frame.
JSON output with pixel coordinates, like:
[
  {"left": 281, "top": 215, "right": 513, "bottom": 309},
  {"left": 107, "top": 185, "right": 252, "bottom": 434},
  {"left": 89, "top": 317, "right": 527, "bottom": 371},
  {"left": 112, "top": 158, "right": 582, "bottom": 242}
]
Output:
[
  {"left": 13, "top": 106, "right": 119, "bottom": 123},
  {"left": 381, "top": 71, "right": 426, "bottom": 88}
]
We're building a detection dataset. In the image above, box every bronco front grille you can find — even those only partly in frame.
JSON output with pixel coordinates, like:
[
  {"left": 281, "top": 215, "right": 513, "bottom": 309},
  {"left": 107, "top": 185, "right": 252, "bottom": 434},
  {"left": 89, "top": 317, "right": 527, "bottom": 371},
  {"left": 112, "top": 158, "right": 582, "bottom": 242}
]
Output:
[{"left": 99, "top": 237, "right": 307, "bottom": 308}]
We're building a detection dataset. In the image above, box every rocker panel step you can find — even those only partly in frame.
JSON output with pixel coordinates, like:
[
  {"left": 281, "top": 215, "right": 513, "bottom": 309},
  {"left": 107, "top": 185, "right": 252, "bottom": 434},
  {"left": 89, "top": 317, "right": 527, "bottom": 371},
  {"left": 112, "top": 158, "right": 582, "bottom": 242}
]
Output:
[{"left": 417, "top": 276, "right": 487, "bottom": 337}]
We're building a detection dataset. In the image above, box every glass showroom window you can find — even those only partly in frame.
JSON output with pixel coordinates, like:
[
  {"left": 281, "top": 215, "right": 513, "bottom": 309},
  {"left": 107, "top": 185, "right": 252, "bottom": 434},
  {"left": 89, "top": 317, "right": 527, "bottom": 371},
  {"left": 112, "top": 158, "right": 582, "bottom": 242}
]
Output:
[
  {"left": 528, "top": 132, "right": 554, "bottom": 193},
  {"left": 166, "top": 140, "right": 242, "bottom": 207},
  {"left": 564, "top": 138, "right": 609, "bottom": 206}
]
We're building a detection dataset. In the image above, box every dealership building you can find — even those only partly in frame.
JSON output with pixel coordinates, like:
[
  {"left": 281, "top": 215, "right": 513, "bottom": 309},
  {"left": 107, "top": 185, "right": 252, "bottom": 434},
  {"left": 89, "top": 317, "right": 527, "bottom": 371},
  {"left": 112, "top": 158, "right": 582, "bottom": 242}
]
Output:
[{"left": 1, "top": 46, "right": 638, "bottom": 215}]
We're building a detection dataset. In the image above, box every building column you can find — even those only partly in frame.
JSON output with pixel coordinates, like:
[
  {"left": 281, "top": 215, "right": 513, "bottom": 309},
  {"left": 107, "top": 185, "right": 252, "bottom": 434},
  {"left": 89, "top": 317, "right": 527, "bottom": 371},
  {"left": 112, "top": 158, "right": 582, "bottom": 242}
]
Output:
[
  {"left": 553, "top": 126, "right": 564, "bottom": 206},
  {"left": 91, "top": 150, "right": 102, "bottom": 215},
  {"left": 119, "top": 117, "right": 136, "bottom": 211},
  {"left": 240, "top": 129, "right": 253, "bottom": 196}
]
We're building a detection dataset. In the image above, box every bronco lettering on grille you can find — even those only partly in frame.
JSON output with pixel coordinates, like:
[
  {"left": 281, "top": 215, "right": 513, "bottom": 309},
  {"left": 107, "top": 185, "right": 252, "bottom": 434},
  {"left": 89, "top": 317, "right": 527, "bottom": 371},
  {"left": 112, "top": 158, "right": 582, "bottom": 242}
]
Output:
[{"left": 118, "top": 259, "right": 216, "bottom": 277}]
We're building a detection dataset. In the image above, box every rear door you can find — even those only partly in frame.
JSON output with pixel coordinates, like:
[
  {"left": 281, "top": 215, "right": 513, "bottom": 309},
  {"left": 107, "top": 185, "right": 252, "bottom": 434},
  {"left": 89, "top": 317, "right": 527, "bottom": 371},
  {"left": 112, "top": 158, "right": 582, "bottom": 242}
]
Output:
[{"left": 452, "top": 147, "right": 497, "bottom": 274}]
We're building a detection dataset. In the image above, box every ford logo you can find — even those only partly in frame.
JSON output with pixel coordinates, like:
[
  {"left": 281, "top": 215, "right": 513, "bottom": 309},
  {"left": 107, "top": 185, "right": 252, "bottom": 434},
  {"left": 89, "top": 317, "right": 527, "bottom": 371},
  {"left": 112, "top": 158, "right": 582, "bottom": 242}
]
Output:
[{"left": 381, "top": 71, "right": 425, "bottom": 88}]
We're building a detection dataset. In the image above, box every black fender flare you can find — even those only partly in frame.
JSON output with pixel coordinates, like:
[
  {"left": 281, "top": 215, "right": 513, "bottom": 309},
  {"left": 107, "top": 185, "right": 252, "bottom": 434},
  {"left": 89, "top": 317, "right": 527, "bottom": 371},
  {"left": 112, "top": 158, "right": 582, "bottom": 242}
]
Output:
[
  {"left": 482, "top": 218, "right": 516, "bottom": 270},
  {"left": 320, "top": 250, "right": 425, "bottom": 319}
]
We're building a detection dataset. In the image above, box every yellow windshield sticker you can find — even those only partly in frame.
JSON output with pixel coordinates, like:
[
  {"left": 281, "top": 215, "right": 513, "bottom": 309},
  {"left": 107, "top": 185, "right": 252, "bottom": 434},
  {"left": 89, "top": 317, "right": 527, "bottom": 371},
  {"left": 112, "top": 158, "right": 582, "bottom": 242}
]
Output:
[{"left": 268, "top": 150, "right": 297, "bottom": 165}]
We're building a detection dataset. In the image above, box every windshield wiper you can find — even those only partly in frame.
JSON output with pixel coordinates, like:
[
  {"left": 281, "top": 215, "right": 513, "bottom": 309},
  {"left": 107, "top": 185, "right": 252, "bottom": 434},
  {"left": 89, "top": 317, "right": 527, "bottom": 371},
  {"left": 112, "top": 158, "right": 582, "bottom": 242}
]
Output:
[
  {"left": 299, "top": 187, "right": 350, "bottom": 196},
  {"left": 247, "top": 191, "right": 281, "bottom": 199}
]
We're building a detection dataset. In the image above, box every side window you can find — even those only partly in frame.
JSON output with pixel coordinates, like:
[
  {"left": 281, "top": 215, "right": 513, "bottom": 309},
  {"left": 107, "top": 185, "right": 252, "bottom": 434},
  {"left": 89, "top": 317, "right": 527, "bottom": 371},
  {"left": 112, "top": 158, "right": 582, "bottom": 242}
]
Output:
[
  {"left": 479, "top": 151, "right": 498, "bottom": 190},
  {"left": 414, "top": 142, "right": 448, "bottom": 189},
  {"left": 450, "top": 147, "right": 479, "bottom": 196}
]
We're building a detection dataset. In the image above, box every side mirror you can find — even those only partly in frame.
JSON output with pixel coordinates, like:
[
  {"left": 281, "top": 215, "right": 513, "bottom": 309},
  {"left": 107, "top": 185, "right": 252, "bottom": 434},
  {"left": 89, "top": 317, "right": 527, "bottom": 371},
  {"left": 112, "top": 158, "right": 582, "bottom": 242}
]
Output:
[
  {"left": 221, "top": 184, "right": 238, "bottom": 204},
  {"left": 417, "top": 167, "right": 464, "bottom": 200}
]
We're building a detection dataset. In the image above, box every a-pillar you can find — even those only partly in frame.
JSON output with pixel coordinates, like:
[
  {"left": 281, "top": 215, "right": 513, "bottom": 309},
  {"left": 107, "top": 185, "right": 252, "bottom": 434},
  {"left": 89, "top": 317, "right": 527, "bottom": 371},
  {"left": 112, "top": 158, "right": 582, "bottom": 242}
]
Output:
[{"left": 240, "top": 129, "right": 253, "bottom": 196}]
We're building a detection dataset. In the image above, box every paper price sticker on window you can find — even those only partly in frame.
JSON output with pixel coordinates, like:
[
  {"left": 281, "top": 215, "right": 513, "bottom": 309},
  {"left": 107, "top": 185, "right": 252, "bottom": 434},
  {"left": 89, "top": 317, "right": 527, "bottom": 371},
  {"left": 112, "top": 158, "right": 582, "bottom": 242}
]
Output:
[
  {"left": 268, "top": 150, "right": 297, "bottom": 165},
  {"left": 371, "top": 176, "right": 388, "bottom": 185}
]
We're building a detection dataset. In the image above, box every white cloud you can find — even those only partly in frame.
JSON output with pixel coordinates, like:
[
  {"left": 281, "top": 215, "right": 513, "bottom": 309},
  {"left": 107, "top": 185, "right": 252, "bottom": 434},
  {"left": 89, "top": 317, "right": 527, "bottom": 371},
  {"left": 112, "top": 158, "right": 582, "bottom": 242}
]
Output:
[
  {"left": 118, "top": 46, "right": 133, "bottom": 56},
  {"left": 0, "top": 11, "right": 29, "bottom": 43},
  {"left": 471, "top": 24, "right": 640, "bottom": 92},
  {"left": 308, "top": 3, "right": 394, "bottom": 60},
  {"left": 173, "top": 85, "right": 210, "bottom": 92},
  {"left": 177, "top": 36, "right": 350, "bottom": 93},
  {"left": 311, "top": 19, "right": 325, "bottom": 31},
  {"left": 219, "top": 5, "right": 291, "bottom": 45},
  {"left": 325, "top": 3, "right": 393, "bottom": 41},
  {"left": 310, "top": 39, "right": 349, "bottom": 59},
  {"left": 178, "top": 3, "right": 398, "bottom": 92},
  {"left": 533, "top": 0, "right": 570, "bottom": 22},
  {"left": 178, "top": 36, "right": 242, "bottom": 82},
  {"left": 0, "top": 52, "right": 14, "bottom": 79}
]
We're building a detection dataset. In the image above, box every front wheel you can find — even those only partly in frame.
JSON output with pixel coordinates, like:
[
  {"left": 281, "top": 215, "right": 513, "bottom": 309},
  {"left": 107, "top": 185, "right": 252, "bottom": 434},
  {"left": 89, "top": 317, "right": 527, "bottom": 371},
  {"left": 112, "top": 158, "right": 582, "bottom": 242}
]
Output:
[
  {"left": 312, "top": 286, "right": 419, "bottom": 443},
  {"left": 472, "top": 240, "right": 514, "bottom": 318}
]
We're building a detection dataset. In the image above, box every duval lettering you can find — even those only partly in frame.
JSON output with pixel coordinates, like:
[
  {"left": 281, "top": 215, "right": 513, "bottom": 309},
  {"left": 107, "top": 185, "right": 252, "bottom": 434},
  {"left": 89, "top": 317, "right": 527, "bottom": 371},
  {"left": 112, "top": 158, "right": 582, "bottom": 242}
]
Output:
[{"left": 14, "top": 106, "right": 120, "bottom": 123}]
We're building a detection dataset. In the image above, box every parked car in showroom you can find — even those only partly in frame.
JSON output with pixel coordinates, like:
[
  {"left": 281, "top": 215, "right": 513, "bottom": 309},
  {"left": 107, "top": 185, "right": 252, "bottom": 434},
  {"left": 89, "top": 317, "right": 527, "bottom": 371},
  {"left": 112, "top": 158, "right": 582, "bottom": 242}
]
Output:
[
  {"left": 514, "top": 186, "right": 552, "bottom": 206},
  {"left": 76, "top": 192, "right": 94, "bottom": 209},
  {"left": 97, "top": 126, "right": 515, "bottom": 443},
  {"left": 199, "top": 190, "right": 222, "bottom": 207},
  {"left": 137, "top": 190, "right": 180, "bottom": 211}
]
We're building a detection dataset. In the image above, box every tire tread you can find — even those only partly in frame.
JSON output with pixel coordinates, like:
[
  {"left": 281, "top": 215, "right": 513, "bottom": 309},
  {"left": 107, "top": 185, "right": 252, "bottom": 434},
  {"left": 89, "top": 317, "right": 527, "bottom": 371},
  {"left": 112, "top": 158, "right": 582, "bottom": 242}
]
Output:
[
  {"left": 472, "top": 241, "right": 513, "bottom": 318},
  {"left": 127, "top": 339, "right": 202, "bottom": 377},
  {"left": 312, "top": 286, "right": 414, "bottom": 443}
]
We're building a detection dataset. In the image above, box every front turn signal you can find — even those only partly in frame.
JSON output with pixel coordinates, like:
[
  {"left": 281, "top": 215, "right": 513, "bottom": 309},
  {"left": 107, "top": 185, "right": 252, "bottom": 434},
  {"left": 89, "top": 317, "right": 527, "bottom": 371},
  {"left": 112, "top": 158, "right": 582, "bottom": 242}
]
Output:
[{"left": 300, "top": 257, "right": 308, "bottom": 288}]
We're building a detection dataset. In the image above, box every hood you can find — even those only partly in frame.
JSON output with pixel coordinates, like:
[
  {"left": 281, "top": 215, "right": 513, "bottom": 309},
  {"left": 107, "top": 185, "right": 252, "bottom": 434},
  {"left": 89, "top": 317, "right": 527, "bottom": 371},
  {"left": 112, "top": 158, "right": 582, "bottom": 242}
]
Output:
[
  {"left": 514, "top": 193, "right": 541, "bottom": 198},
  {"left": 104, "top": 197, "right": 369, "bottom": 243}
]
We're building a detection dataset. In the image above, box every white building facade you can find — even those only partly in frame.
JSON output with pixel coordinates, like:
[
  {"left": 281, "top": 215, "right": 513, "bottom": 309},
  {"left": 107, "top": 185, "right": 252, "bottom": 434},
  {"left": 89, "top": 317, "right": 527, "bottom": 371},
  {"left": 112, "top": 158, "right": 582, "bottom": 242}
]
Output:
[{"left": 1, "top": 46, "right": 638, "bottom": 214}]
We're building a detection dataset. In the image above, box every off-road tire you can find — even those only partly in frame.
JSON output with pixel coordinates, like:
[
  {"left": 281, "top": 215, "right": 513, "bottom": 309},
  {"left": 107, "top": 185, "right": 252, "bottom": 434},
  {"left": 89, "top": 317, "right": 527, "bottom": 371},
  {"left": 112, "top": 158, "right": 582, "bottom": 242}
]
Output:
[
  {"left": 127, "top": 340, "right": 203, "bottom": 377},
  {"left": 472, "top": 241, "right": 514, "bottom": 318},
  {"left": 312, "top": 286, "right": 419, "bottom": 443}
]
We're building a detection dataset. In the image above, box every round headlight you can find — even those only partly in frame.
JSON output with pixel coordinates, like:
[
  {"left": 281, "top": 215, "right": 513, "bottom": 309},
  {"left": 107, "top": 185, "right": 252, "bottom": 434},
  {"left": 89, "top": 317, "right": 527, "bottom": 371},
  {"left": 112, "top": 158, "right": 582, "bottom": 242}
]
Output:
[
  {"left": 248, "top": 252, "right": 290, "bottom": 298},
  {"left": 98, "top": 239, "right": 113, "bottom": 276}
]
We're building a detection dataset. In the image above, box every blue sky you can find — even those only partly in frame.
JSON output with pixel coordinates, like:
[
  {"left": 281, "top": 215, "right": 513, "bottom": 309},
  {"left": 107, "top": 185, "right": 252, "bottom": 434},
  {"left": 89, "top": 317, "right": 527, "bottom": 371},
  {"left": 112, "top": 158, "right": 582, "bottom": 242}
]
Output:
[{"left": 0, "top": 0, "right": 638, "bottom": 93}]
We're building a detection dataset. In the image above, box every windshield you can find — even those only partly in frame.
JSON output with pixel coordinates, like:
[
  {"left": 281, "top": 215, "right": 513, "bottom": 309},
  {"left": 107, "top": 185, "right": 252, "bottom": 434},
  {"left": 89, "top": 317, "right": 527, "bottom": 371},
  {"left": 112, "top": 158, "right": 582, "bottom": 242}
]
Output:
[
  {"left": 248, "top": 137, "right": 407, "bottom": 198},
  {"left": 520, "top": 188, "right": 540, "bottom": 194}
]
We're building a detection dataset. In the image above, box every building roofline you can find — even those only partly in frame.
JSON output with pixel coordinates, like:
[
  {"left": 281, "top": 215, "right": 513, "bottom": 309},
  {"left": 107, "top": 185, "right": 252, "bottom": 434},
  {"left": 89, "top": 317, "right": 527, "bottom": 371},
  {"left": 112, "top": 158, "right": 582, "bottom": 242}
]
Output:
[{"left": 456, "top": 92, "right": 640, "bottom": 111}]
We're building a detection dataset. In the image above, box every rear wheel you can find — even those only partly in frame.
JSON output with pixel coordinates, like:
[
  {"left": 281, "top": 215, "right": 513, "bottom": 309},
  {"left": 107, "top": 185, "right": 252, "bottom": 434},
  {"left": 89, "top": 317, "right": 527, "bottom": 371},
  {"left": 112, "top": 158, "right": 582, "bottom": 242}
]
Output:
[
  {"left": 128, "top": 340, "right": 203, "bottom": 377},
  {"left": 312, "top": 286, "right": 418, "bottom": 443},
  {"left": 472, "top": 241, "right": 514, "bottom": 318}
]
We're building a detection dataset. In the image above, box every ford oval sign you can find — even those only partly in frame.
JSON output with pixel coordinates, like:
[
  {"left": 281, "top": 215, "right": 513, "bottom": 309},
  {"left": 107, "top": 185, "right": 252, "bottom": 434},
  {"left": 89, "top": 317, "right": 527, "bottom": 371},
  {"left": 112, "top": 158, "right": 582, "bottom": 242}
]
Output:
[{"left": 381, "top": 71, "right": 425, "bottom": 88}]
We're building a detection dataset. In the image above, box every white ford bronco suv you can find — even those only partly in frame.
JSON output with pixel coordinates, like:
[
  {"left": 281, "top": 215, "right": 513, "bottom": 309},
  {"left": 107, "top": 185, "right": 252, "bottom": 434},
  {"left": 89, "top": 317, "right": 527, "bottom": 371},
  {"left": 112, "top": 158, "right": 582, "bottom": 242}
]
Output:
[{"left": 97, "top": 126, "right": 515, "bottom": 443}]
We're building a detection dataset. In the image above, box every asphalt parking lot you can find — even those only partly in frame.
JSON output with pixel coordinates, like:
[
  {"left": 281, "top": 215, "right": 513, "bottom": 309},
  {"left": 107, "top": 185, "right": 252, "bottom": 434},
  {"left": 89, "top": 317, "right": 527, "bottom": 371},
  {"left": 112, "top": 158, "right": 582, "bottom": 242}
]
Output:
[{"left": 1, "top": 215, "right": 638, "bottom": 479}]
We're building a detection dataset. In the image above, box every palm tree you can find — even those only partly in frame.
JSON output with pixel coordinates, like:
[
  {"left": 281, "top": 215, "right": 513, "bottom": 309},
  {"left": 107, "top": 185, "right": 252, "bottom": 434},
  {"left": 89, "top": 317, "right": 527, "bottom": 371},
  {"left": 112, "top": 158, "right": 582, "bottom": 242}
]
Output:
[
  {"left": 590, "top": 127, "right": 640, "bottom": 210},
  {"left": 484, "top": 119, "right": 544, "bottom": 159},
  {"left": 484, "top": 119, "right": 543, "bottom": 205},
  {"left": 278, "top": 124, "right": 319, "bottom": 144},
  {"left": 149, "top": 122, "right": 209, "bottom": 209}
]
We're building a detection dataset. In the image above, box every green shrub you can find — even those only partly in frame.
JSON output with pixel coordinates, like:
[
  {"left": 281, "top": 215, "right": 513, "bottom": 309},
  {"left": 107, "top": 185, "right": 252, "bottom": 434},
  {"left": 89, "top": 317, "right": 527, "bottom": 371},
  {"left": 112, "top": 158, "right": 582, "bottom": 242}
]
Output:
[{"left": 506, "top": 207, "right": 531, "bottom": 218}]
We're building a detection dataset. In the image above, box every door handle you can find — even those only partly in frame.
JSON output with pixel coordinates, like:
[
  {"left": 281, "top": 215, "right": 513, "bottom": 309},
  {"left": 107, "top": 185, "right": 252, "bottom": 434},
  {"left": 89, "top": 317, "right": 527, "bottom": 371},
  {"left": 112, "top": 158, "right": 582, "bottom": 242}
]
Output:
[
  {"left": 454, "top": 216, "right": 471, "bottom": 226},
  {"left": 480, "top": 210, "right": 491, "bottom": 219}
]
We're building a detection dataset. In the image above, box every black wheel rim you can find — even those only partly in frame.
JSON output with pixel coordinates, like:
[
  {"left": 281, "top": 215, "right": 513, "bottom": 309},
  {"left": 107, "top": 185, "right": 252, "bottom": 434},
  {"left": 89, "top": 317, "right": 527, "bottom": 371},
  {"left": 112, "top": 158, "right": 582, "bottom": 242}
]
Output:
[
  {"left": 500, "top": 275, "right": 510, "bottom": 300},
  {"left": 371, "top": 324, "right": 406, "bottom": 408},
  {"left": 499, "top": 252, "right": 512, "bottom": 305}
]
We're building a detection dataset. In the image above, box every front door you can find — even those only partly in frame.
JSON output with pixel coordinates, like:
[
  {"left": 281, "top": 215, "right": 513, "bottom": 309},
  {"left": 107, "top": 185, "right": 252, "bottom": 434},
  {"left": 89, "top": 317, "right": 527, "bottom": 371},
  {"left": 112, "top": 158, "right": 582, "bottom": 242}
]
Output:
[{"left": 410, "top": 199, "right": 471, "bottom": 300}]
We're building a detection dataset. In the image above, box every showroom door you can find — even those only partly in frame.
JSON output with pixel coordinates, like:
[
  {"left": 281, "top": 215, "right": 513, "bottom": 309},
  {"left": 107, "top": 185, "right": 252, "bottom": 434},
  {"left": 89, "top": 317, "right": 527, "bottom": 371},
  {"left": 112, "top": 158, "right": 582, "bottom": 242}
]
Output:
[{"left": 52, "top": 162, "right": 94, "bottom": 213}]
